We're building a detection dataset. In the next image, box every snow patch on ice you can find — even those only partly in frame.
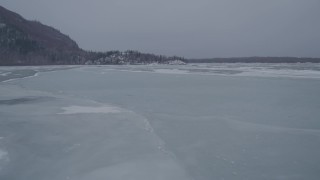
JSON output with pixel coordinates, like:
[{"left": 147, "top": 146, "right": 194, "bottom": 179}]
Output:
[
  {"left": 237, "top": 69, "right": 320, "bottom": 79},
  {"left": 226, "top": 119, "right": 320, "bottom": 136},
  {"left": 58, "top": 105, "right": 122, "bottom": 115},
  {"left": 64, "top": 143, "right": 81, "bottom": 152},
  {"left": 0, "top": 149, "right": 9, "bottom": 169},
  {"left": 0, "top": 150, "right": 8, "bottom": 160},
  {"left": 0, "top": 72, "right": 11, "bottom": 76},
  {"left": 2, "top": 72, "right": 39, "bottom": 83},
  {"left": 143, "top": 118, "right": 154, "bottom": 133},
  {"left": 154, "top": 69, "right": 189, "bottom": 74},
  {"left": 140, "top": 117, "right": 176, "bottom": 158},
  {"left": 76, "top": 158, "right": 191, "bottom": 180}
]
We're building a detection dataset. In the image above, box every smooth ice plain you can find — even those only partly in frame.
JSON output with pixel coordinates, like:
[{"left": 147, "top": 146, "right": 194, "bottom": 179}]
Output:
[{"left": 0, "top": 64, "right": 320, "bottom": 180}]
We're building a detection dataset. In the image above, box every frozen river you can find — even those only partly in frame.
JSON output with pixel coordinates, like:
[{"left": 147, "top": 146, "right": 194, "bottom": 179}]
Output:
[{"left": 1, "top": 64, "right": 320, "bottom": 180}]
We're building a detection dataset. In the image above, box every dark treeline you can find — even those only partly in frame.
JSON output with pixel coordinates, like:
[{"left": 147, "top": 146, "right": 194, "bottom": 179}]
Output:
[
  {"left": 85, "top": 50, "right": 185, "bottom": 65},
  {"left": 186, "top": 57, "right": 320, "bottom": 63}
]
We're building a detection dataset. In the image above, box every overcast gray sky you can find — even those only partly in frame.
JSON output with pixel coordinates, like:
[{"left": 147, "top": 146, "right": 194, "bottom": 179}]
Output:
[{"left": 2, "top": 0, "right": 320, "bottom": 58}]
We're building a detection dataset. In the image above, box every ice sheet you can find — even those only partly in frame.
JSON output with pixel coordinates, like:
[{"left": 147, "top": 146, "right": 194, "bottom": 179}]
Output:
[
  {"left": 58, "top": 105, "right": 122, "bottom": 114},
  {"left": 0, "top": 150, "right": 7, "bottom": 160},
  {"left": 153, "top": 68, "right": 189, "bottom": 74},
  {"left": 1, "top": 64, "right": 320, "bottom": 180},
  {"left": 78, "top": 63, "right": 320, "bottom": 79}
]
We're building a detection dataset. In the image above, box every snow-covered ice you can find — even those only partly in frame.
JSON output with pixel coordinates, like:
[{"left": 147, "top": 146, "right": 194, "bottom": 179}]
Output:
[
  {"left": 0, "top": 149, "right": 9, "bottom": 171},
  {"left": 58, "top": 105, "right": 122, "bottom": 114},
  {"left": 153, "top": 68, "right": 189, "bottom": 74},
  {"left": 0, "top": 150, "right": 7, "bottom": 161},
  {"left": 0, "top": 64, "right": 320, "bottom": 180}
]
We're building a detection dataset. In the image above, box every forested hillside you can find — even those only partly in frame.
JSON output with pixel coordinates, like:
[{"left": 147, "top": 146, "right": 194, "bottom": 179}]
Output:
[{"left": 0, "top": 6, "right": 185, "bottom": 65}]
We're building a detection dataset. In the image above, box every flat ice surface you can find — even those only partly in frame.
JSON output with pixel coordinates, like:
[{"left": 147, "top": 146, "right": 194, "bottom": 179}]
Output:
[
  {"left": 0, "top": 64, "right": 320, "bottom": 180},
  {"left": 59, "top": 105, "right": 123, "bottom": 114}
]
